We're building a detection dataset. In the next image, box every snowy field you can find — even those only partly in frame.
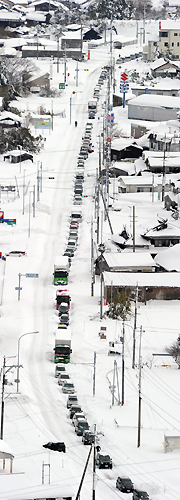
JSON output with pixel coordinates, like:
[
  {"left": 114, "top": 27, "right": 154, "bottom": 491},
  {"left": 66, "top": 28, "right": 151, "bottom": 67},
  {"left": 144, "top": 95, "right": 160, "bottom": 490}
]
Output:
[{"left": 0, "top": 21, "right": 180, "bottom": 500}]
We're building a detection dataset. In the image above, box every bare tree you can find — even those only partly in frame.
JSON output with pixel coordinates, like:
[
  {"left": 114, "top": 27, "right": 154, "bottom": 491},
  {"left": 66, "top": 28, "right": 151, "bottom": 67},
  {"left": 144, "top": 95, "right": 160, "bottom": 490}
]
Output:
[{"left": 166, "top": 335, "right": 180, "bottom": 368}]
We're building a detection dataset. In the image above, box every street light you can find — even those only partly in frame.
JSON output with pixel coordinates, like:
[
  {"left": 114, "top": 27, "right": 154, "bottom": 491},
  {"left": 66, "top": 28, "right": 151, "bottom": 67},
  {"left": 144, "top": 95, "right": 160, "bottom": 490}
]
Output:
[{"left": 16, "top": 331, "right": 39, "bottom": 393}]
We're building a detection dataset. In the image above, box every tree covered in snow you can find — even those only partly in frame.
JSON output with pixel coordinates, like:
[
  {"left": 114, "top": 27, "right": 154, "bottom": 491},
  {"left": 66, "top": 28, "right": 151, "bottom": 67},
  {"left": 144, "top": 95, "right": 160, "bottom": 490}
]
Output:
[
  {"left": 106, "top": 289, "right": 131, "bottom": 320},
  {"left": 0, "top": 57, "right": 37, "bottom": 107},
  {"left": 86, "top": 0, "right": 135, "bottom": 21},
  {"left": 0, "top": 127, "right": 43, "bottom": 154},
  {"left": 166, "top": 336, "right": 180, "bottom": 368}
]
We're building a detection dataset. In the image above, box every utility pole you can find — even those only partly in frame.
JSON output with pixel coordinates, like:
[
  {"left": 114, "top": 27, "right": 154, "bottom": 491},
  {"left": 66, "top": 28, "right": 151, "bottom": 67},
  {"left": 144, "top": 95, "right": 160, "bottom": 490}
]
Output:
[
  {"left": 93, "top": 352, "right": 96, "bottom": 397},
  {"left": 112, "top": 360, "right": 120, "bottom": 406},
  {"left": 70, "top": 96, "right": 72, "bottom": 125},
  {"left": 92, "top": 424, "right": 96, "bottom": 500},
  {"left": 132, "top": 284, "right": 138, "bottom": 369},
  {"left": 162, "top": 146, "right": 166, "bottom": 202},
  {"left": 23, "top": 169, "right": 26, "bottom": 215},
  {"left": 75, "top": 445, "right": 92, "bottom": 500},
  {"left": 99, "top": 243, "right": 105, "bottom": 320},
  {"left": 152, "top": 174, "right": 154, "bottom": 203},
  {"left": 64, "top": 42, "right": 66, "bottom": 84},
  {"left": 91, "top": 219, "right": 94, "bottom": 297},
  {"left": 36, "top": 162, "right": 39, "bottom": 198},
  {"left": 133, "top": 205, "right": 135, "bottom": 252},
  {"left": 137, "top": 325, "right": 142, "bottom": 448},
  {"left": 15, "top": 273, "right": 22, "bottom": 301},
  {"left": 76, "top": 61, "right": 78, "bottom": 87},
  {"left": 51, "top": 100, "right": 53, "bottom": 131},
  {"left": 121, "top": 315, "right": 125, "bottom": 406},
  {"left": 1, "top": 357, "right": 16, "bottom": 439},
  {"left": 57, "top": 35, "right": 59, "bottom": 73},
  {"left": 1, "top": 356, "right": 5, "bottom": 439}
]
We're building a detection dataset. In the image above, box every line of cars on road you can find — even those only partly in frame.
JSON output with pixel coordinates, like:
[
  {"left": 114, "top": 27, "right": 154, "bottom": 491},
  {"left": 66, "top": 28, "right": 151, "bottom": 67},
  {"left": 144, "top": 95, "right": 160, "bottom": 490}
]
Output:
[
  {"left": 63, "top": 210, "right": 82, "bottom": 261},
  {"left": 115, "top": 477, "right": 149, "bottom": 499}
]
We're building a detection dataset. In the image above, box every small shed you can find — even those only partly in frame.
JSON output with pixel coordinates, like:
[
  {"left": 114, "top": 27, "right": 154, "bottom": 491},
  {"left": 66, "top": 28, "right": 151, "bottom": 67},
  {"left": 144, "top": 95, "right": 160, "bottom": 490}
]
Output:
[
  {"left": 3, "top": 150, "right": 33, "bottom": 163},
  {"left": 83, "top": 28, "right": 102, "bottom": 41}
]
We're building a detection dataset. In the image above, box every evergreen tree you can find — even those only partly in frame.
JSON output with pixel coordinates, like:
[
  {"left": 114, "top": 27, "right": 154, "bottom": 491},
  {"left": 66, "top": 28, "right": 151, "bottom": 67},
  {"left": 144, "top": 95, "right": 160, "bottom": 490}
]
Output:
[{"left": 106, "top": 289, "right": 131, "bottom": 320}]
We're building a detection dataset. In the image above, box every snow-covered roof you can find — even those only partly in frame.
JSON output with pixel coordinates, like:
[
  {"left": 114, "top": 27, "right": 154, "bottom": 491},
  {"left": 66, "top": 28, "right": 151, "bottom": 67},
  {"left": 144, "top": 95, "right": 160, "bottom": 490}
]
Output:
[
  {"left": 159, "top": 20, "right": 180, "bottom": 30},
  {"left": 0, "top": 9, "right": 21, "bottom": 19},
  {"left": 118, "top": 175, "right": 160, "bottom": 186},
  {"left": 104, "top": 252, "right": 155, "bottom": 269},
  {"left": 32, "top": 0, "right": 59, "bottom": 5},
  {"left": 0, "top": 439, "right": 14, "bottom": 459},
  {"left": 150, "top": 59, "right": 180, "bottom": 72},
  {"left": 0, "top": 111, "right": 22, "bottom": 122},
  {"left": 155, "top": 243, "right": 180, "bottom": 271},
  {"left": 3, "top": 149, "right": 31, "bottom": 156},
  {"left": 104, "top": 271, "right": 180, "bottom": 287},
  {"left": 147, "top": 156, "right": 180, "bottom": 168},
  {"left": 129, "top": 94, "right": 180, "bottom": 109},
  {"left": 25, "top": 11, "right": 46, "bottom": 21},
  {"left": 144, "top": 224, "right": 180, "bottom": 238},
  {"left": 111, "top": 138, "right": 142, "bottom": 151}
]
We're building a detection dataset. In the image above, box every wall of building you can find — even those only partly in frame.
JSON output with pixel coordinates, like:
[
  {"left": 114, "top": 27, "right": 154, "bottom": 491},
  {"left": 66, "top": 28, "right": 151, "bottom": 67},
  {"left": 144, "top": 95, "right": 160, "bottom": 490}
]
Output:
[{"left": 128, "top": 104, "right": 179, "bottom": 121}]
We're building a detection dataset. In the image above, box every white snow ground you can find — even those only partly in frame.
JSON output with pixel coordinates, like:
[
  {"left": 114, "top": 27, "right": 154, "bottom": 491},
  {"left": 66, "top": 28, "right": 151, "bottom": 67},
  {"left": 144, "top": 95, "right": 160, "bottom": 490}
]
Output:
[{"left": 0, "top": 22, "right": 180, "bottom": 500}]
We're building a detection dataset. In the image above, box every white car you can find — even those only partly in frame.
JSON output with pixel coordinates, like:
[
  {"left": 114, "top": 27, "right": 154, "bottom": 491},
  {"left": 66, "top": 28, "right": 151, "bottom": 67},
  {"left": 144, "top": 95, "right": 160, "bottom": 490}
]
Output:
[
  {"left": 5, "top": 250, "right": 26, "bottom": 257},
  {"left": 72, "top": 413, "right": 86, "bottom": 427},
  {"left": 62, "top": 383, "right": 75, "bottom": 394}
]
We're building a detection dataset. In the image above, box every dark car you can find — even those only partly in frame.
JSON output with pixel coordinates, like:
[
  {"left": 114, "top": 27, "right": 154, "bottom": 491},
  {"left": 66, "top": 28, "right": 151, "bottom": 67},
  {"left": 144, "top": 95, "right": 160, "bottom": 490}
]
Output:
[
  {"left": 43, "top": 442, "right": 66, "bottom": 453},
  {"left": 82, "top": 430, "right": 95, "bottom": 445},
  {"left": 133, "top": 489, "right": 149, "bottom": 500},
  {"left": 67, "top": 395, "right": 78, "bottom": 408},
  {"left": 69, "top": 405, "right": 82, "bottom": 419},
  {"left": 75, "top": 419, "right": 89, "bottom": 436},
  {"left": 58, "top": 302, "right": 69, "bottom": 316},
  {"left": 64, "top": 249, "right": 75, "bottom": 258},
  {"left": 96, "top": 453, "right": 112, "bottom": 469},
  {"left": 116, "top": 477, "right": 134, "bottom": 493},
  {"left": 59, "top": 313, "right": 69, "bottom": 326}
]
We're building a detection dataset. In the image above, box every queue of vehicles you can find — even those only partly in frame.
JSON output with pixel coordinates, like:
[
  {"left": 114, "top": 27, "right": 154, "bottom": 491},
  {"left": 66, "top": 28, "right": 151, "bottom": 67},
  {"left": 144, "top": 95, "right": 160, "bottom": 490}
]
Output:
[{"left": 52, "top": 81, "right": 150, "bottom": 499}]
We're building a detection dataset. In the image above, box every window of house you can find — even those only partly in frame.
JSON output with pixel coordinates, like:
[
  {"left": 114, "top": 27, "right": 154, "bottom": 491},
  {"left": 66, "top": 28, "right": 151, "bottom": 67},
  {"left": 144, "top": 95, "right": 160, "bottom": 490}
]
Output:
[
  {"left": 178, "top": 42, "right": 179, "bottom": 47},
  {"left": 164, "top": 42, "right": 168, "bottom": 47},
  {"left": 174, "top": 32, "right": 178, "bottom": 36},
  {"left": 160, "top": 31, "right": 168, "bottom": 37},
  {"left": 154, "top": 42, "right": 157, "bottom": 46},
  {"left": 172, "top": 42, "right": 174, "bottom": 46}
]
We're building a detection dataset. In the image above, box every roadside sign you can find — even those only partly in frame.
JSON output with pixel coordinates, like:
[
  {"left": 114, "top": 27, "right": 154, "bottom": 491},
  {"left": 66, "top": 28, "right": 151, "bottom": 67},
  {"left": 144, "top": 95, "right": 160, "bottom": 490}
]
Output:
[
  {"left": 107, "top": 137, "right": 111, "bottom": 143},
  {"left": 59, "top": 83, "right": 65, "bottom": 89},
  {"left": 120, "top": 83, "right": 129, "bottom": 93},
  {"left": 121, "top": 72, "right": 128, "bottom": 82},
  {"left": 26, "top": 273, "right": 39, "bottom": 278},
  {"left": 4, "top": 218, "right": 16, "bottom": 225},
  {"left": 107, "top": 113, "right": 114, "bottom": 123}
]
